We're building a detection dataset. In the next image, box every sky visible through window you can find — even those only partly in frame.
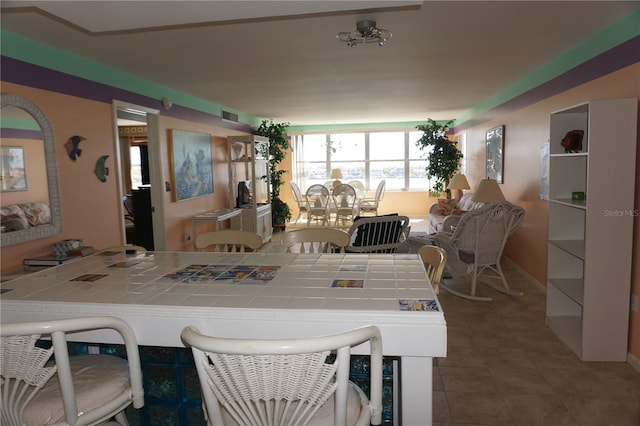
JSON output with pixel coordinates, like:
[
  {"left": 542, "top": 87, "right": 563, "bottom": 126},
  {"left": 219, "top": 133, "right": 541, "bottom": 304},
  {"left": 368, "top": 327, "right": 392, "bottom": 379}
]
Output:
[{"left": 294, "top": 131, "right": 431, "bottom": 192}]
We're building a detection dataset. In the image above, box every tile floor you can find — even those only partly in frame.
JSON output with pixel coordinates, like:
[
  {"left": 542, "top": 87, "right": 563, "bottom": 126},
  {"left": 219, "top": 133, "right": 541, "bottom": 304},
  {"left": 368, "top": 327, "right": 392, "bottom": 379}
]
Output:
[{"left": 262, "top": 219, "right": 640, "bottom": 426}]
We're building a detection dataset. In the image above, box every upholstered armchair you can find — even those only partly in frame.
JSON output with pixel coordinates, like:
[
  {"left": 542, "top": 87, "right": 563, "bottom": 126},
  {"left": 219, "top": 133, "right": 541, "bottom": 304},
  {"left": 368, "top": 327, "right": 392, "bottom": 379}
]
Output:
[{"left": 435, "top": 202, "right": 525, "bottom": 301}]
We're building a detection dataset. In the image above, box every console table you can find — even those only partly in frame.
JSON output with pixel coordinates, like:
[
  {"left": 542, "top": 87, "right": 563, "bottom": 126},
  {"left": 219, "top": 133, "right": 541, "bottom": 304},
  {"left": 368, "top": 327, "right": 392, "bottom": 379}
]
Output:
[{"left": 191, "top": 208, "right": 242, "bottom": 242}]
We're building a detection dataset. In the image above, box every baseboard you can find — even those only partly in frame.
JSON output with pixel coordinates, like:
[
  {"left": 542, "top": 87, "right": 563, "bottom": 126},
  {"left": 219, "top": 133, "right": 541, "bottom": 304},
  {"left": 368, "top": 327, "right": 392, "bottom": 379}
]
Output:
[
  {"left": 628, "top": 352, "right": 640, "bottom": 373},
  {"left": 502, "top": 256, "right": 546, "bottom": 293}
]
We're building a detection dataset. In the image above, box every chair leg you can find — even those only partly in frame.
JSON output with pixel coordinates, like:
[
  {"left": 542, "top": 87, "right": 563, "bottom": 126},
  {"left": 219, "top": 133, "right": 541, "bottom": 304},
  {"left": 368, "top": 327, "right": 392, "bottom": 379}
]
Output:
[
  {"left": 439, "top": 278, "right": 493, "bottom": 302},
  {"left": 479, "top": 263, "right": 523, "bottom": 297},
  {"left": 438, "top": 265, "right": 494, "bottom": 302}
]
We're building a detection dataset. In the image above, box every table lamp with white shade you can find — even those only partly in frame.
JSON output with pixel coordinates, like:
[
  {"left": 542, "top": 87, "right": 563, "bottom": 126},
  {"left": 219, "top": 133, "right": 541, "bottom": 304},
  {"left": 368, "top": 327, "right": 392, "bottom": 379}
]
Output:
[
  {"left": 330, "top": 168, "right": 343, "bottom": 188},
  {"left": 472, "top": 178, "right": 505, "bottom": 203},
  {"left": 447, "top": 173, "right": 471, "bottom": 204}
]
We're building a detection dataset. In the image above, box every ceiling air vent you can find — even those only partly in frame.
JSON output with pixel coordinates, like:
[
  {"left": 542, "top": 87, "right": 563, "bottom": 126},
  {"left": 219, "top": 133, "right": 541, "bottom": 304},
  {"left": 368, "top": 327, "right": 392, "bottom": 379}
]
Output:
[{"left": 222, "top": 110, "right": 239, "bottom": 123}]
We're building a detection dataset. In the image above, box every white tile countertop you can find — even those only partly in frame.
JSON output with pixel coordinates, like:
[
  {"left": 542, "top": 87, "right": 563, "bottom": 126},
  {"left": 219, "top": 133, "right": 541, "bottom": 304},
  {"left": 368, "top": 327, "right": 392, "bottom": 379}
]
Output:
[{"left": 1, "top": 251, "right": 446, "bottom": 425}]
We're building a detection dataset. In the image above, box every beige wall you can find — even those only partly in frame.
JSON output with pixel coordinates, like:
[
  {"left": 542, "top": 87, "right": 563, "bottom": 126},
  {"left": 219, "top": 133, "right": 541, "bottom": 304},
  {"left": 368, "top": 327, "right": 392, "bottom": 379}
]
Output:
[
  {"left": 1, "top": 82, "right": 121, "bottom": 272},
  {"left": 455, "top": 64, "right": 640, "bottom": 359},
  {"left": 157, "top": 117, "right": 247, "bottom": 251},
  {"left": 0, "top": 82, "right": 250, "bottom": 272}
]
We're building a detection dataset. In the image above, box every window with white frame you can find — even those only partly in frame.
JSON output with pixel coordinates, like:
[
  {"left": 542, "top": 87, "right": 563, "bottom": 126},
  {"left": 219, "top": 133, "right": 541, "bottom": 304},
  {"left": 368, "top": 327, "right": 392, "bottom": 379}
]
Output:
[{"left": 292, "top": 130, "right": 431, "bottom": 192}]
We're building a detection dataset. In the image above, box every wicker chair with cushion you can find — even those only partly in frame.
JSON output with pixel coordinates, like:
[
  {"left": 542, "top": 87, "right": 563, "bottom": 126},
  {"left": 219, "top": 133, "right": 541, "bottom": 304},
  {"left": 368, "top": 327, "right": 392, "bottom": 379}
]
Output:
[
  {"left": 181, "top": 325, "right": 382, "bottom": 426},
  {"left": 0, "top": 316, "right": 144, "bottom": 425},
  {"left": 434, "top": 201, "right": 525, "bottom": 301},
  {"left": 346, "top": 214, "right": 410, "bottom": 254}
]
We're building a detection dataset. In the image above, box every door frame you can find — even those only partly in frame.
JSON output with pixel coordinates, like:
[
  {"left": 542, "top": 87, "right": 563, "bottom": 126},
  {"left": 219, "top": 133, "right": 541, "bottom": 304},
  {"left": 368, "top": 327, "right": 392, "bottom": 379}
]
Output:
[{"left": 112, "top": 100, "right": 166, "bottom": 250}]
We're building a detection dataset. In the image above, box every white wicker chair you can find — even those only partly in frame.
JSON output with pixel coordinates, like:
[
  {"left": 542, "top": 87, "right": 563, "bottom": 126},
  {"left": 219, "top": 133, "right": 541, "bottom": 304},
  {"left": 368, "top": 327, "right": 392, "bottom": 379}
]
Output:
[
  {"left": 332, "top": 183, "right": 359, "bottom": 226},
  {"left": 181, "top": 325, "right": 382, "bottom": 426},
  {"left": 346, "top": 180, "right": 365, "bottom": 199},
  {"left": 0, "top": 316, "right": 144, "bottom": 425},
  {"left": 280, "top": 228, "right": 351, "bottom": 253},
  {"left": 194, "top": 230, "right": 263, "bottom": 252},
  {"left": 306, "top": 184, "right": 332, "bottom": 226},
  {"left": 290, "top": 182, "right": 309, "bottom": 224},
  {"left": 435, "top": 201, "right": 525, "bottom": 301},
  {"left": 358, "top": 180, "right": 385, "bottom": 216}
]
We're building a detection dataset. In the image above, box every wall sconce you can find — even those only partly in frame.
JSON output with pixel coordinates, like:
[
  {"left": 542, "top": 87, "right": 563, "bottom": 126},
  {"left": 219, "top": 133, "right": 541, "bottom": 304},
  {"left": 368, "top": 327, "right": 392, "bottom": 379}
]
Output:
[{"left": 162, "top": 98, "right": 173, "bottom": 110}]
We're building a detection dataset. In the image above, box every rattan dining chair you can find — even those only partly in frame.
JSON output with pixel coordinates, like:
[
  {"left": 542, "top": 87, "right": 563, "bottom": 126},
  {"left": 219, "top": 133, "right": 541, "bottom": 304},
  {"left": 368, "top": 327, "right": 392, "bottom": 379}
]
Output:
[
  {"left": 289, "top": 181, "right": 309, "bottom": 224},
  {"left": 332, "top": 183, "right": 359, "bottom": 226},
  {"left": 306, "top": 184, "right": 332, "bottom": 226},
  {"left": 280, "top": 228, "right": 351, "bottom": 253},
  {"left": 0, "top": 316, "right": 144, "bottom": 425},
  {"left": 194, "top": 230, "right": 263, "bottom": 252},
  {"left": 418, "top": 245, "right": 447, "bottom": 295},
  {"left": 358, "top": 180, "right": 386, "bottom": 216},
  {"left": 346, "top": 180, "right": 366, "bottom": 199},
  {"left": 181, "top": 325, "right": 382, "bottom": 426}
]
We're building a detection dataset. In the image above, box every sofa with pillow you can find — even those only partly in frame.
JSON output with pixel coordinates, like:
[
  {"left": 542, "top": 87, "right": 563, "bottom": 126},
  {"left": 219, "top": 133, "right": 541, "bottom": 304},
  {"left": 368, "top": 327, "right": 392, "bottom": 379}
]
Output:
[
  {"left": 427, "top": 193, "right": 483, "bottom": 233},
  {"left": 0, "top": 202, "right": 51, "bottom": 232}
]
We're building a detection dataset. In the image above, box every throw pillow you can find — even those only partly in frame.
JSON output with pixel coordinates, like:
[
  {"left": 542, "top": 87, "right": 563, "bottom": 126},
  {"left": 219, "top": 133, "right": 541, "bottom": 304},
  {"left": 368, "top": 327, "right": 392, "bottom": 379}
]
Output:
[
  {"left": 20, "top": 202, "right": 51, "bottom": 226},
  {"left": 437, "top": 199, "right": 457, "bottom": 216}
]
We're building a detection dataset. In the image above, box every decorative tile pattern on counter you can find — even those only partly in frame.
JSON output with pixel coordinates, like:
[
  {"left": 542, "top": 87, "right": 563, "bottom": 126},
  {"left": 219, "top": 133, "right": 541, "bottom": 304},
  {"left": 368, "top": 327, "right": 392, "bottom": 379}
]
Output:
[
  {"left": 1, "top": 252, "right": 437, "bottom": 311},
  {"left": 399, "top": 298, "right": 440, "bottom": 311}
]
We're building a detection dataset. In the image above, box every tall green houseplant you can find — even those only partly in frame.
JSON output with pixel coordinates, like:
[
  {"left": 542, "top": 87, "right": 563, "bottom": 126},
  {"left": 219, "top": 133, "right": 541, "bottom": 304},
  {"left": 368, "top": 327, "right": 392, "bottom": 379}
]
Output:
[
  {"left": 416, "top": 118, "right": 463, "bottom": 196},
  {"left": 254, "top": 120, "right": 292, "bottom": 227}
]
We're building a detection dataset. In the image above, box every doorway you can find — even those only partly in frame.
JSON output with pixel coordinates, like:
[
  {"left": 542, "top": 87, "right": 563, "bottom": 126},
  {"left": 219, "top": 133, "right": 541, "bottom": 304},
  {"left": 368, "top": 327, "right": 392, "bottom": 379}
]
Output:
[{"left": 113, "top": 101, "right": 164, "bottom": 250}]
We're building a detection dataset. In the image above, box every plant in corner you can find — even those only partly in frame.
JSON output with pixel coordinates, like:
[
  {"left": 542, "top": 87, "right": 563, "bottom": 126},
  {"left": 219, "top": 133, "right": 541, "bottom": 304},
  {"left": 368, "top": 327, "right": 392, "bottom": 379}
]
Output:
[
  {"left": 415, "top": 118, "right": 463, "bottom": 197},
  {"left": 254, "top": 120, "right": 292, "bottom": 229}
]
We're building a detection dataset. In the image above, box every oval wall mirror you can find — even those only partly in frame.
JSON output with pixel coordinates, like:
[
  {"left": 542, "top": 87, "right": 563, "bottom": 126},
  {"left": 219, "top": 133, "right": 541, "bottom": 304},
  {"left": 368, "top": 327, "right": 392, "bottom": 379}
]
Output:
[{"left": 1, "top": 94, "right": 62, "bottom": 246}]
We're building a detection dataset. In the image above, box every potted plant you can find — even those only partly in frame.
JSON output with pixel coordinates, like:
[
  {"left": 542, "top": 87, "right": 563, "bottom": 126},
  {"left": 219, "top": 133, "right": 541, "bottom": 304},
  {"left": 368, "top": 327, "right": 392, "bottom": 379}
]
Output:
[
  {"left": 415, "top": 118, "right": 463, "bottom": 197},
  {"left": 254, "top": 120, "right": 292, "bottom": 230}
]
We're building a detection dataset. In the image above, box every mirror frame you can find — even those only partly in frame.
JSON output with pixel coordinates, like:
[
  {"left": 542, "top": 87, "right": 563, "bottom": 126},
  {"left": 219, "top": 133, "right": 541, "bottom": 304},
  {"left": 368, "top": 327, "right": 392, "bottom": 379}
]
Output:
[{"left": 1, "top": 94, "right": 62, "bottom": 246}]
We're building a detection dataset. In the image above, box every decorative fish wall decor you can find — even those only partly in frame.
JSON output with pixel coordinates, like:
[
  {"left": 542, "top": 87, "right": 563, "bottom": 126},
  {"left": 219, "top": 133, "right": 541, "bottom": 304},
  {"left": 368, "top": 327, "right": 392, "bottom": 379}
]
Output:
[
  {"left": 94, "top": 155, "right": 109, "bottom": 182},
  {"left": 65, "top": 135, "right": 85, "bottom": 161}
]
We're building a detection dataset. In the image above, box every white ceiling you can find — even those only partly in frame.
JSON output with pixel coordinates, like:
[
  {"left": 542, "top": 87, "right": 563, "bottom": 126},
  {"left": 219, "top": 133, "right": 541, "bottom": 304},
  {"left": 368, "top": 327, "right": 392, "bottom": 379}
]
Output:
[{"left": 1, "top": 1, "right": 638, "bottom": 126}]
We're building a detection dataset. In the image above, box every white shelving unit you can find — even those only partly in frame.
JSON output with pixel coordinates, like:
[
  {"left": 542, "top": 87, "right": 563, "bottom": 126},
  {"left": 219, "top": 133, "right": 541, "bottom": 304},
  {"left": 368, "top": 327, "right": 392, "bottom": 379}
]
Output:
[
  {"left": 227, "top": 135, "right": 272, "bottom": 244},
  {"left": 546, "top": 98, "right": 637, "bottom": 361}
]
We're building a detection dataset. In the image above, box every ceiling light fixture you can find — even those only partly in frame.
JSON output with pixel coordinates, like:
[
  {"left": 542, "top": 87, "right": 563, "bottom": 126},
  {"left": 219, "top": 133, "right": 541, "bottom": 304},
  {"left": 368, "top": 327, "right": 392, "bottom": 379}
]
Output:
[{"left": 336, "top": 20, "right": 392, "bottom": 47}]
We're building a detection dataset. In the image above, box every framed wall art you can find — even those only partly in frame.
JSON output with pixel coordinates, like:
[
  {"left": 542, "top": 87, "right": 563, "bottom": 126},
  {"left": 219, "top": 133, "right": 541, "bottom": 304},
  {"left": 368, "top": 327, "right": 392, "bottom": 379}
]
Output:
[
  {"left": 0, "top": 146, "right": 27, "bottom": 191},
  {"left": 169, "top": 129, "right": 214, "bottom": 202},
  {"left": 485, "top": 125, "right": 504, "bottom": 183}
]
